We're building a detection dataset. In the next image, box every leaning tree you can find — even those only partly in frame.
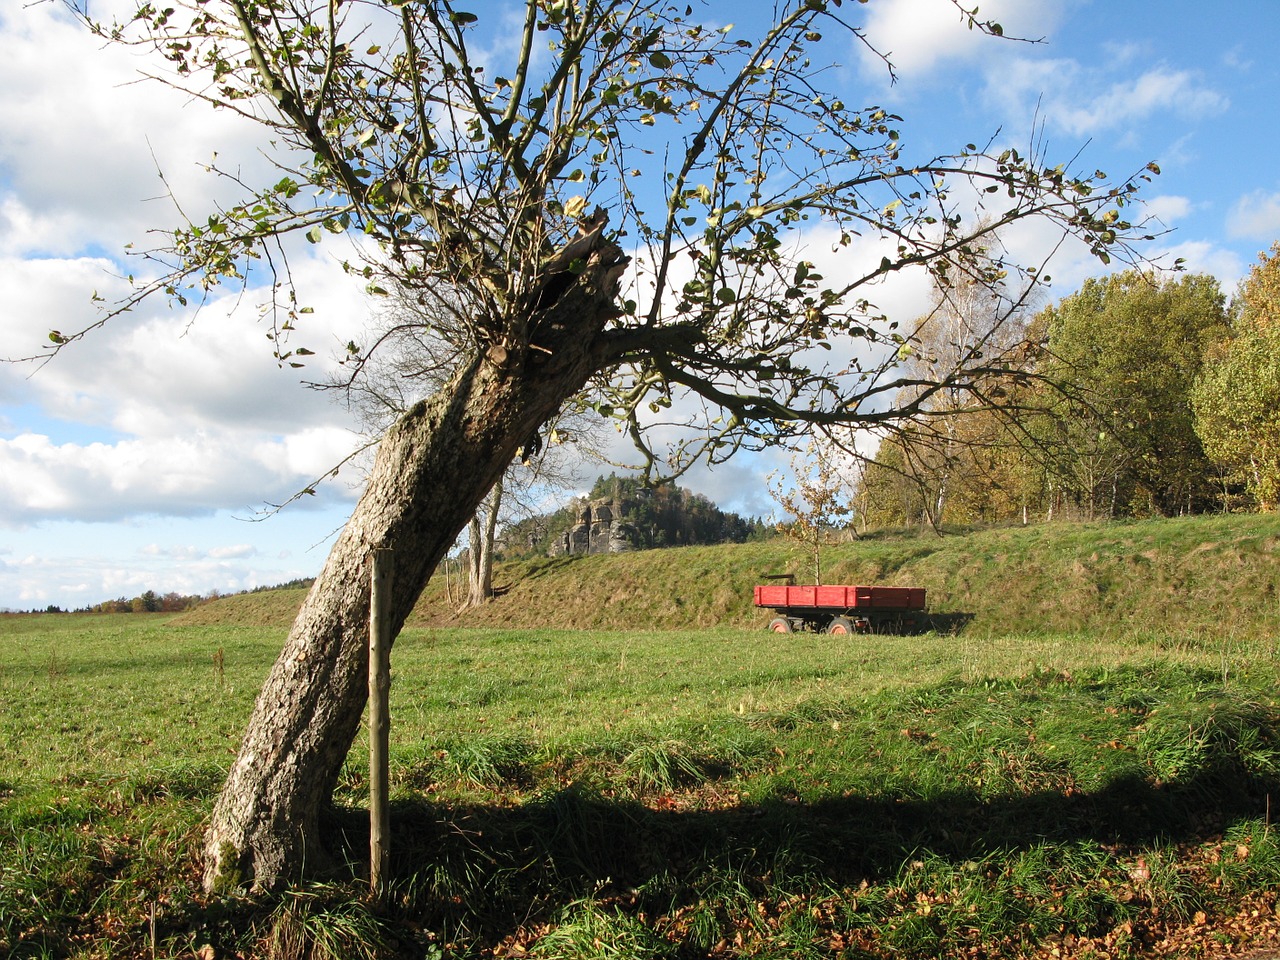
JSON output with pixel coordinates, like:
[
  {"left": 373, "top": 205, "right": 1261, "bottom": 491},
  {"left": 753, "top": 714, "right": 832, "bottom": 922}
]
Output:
[{"left": 48, "top": 0, "right": 1157, "bottom": 890}]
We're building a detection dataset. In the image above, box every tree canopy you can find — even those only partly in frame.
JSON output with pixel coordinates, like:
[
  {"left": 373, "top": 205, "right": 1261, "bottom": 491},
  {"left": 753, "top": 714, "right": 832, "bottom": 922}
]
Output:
[
  {"left": 857, "top": 264, "right": 1280, "bottom": 527},
  {"left": 1193, "top": 243, "right": 1280, "bottom": 510},
  {"left": 1037, "top": 271, "right": 1229, "bottom": 517},
  {"left": 60, "top": 0, "right": 1153, "bottom": 472}
]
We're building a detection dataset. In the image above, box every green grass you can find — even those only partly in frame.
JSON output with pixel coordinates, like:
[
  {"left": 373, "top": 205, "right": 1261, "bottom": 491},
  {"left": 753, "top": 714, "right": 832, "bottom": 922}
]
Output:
[
  {"left": 3, "top": 618, "right": 1279, "bottom": 957},
  {"left": 3, "top": 515, "right": 1280, "bottom": 958}
]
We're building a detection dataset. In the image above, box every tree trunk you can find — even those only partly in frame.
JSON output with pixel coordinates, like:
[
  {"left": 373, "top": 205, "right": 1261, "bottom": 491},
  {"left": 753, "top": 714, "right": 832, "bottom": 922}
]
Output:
[
  {"left": 466, "top": 477, "right": 503, "bottom": 606},
  {"left": 481, "top": 477, "right": 501, "bottom": 600},
  {"left": 202, "top": 227, "right": 626, "bottom": 892},
  {"left": 467, "top": 514, "right": 483, "bottom": 604}
]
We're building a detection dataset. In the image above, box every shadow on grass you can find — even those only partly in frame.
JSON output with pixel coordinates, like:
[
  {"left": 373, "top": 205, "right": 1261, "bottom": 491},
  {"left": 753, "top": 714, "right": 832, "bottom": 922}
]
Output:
[
  {"left": 926, "top": 611, "right": 974, "bottom": 634},
  {"left": 516, "top": 555, "right": 588, "bottom": 581},
  {"left": 322, "top": 735, "right": 1278, "bottom": 955}
]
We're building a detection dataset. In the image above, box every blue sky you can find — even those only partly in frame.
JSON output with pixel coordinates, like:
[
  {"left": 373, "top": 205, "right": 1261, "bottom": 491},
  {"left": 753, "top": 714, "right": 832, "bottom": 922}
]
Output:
[{"left": 1, "top": 0, "right": 1278, "bottom": 611}]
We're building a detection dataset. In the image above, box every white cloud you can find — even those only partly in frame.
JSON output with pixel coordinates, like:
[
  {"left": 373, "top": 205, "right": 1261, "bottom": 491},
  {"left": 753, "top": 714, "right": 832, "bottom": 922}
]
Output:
[
  {"left": 679, "top": 446, "right": 793, "bottom": 521},
  {"left": 1150, "top": 239, "right": 1245, "bottom": 289},
  {"left": 1142, "top": 195, "right": 1193, "bottom": 227},
  {"left": 0, "top": 3, "right": 282, "bottom": 259},
  {"left": 0, "top": 506, "right": 343, "bottom": 610},
  {"left": 1100, "top": 41, "right": 1146, "bottom": 67},
  {"left": 0, "top": 232, "right": 377, "bottom": 527},
  {"left": 0, "top": 427, "right": 359, "bottom": 527},
  {"left": 208, "top": 544, "right": 259, "bottom": 560},
  {"left": 986, "top": 60, "right": 1227, "bottom": 139},
  {"left": 1062, "top": 68, "right": 1226, "bottom": 136},
  {"left": 1222, "top": 46, "right": 1253, "bottom": 73},
  {"left": 0, "top": 7, "right": 396, "bottom": 542},
  {"left": 1227, "top": 190, "right": 1280, "bottom": 242},
  {"left": 138, "top": 541, "right": 262, "bottom": 562},
  {"left": 2, "top": 242, "right": 374, "bottom": 420},
  {"left": 858, "top": 0, "right": 1066, "bottom": 81},
  {"left": 0, "top": 544, "right": 304, "bottom": 608},
  {"left": 140, "top": 543, "right": 202, "bottom": 560}
]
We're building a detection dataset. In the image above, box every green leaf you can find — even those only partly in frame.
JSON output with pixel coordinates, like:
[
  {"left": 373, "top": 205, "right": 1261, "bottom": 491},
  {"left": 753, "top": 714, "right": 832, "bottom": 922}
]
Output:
[
  {"left": 648, "top": 52, "right": 672, "bottom": 69},
  {"left": 305, "top": 226, "right": 322, "bottom": 243},
  {"left": 450, "top": 11, "right": 478, "bottom": 25}
]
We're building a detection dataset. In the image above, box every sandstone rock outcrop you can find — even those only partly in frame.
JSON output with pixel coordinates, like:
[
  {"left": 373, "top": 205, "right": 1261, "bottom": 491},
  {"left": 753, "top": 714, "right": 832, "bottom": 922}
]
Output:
[{"left": 548, "top": 496, "right": 640, "bottom": 556}]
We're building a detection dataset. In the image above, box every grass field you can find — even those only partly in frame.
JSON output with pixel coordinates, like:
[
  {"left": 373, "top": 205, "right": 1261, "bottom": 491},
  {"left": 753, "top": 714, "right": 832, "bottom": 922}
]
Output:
[{"left": 3, "top": 519, "right": 1280, "bottom": 958}]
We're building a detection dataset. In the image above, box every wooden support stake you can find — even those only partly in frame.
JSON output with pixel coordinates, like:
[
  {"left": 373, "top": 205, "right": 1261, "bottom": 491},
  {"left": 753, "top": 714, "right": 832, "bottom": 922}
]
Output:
[{"left": 369, "top": 548, "right": 393, "bottom": 900}]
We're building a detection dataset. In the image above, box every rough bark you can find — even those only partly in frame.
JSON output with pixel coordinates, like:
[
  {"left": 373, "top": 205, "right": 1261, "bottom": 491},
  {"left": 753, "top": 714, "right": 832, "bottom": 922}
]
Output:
[{"left": 202, "top": 229, "right": 626, "bottom": 892}]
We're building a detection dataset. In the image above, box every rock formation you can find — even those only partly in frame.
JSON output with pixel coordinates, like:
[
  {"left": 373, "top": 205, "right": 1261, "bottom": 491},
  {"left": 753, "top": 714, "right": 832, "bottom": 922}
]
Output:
[{"left": 549, "top": 496, "right": 640, "bottom": 556}]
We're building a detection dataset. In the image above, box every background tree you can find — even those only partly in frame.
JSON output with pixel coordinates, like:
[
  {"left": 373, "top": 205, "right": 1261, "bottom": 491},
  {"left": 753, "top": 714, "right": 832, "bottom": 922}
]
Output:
[
  {"left": 1036, "top": 270, "right": 1229, "bottom": 517},
  {"left": 1193, "top": 243, "right": 1280, "bottom": 510},
  {"left": 768, "top": 439, "right": 855, "bottom": 584},
  {"left": 894, "top": 240, "right": 1038, "bottom": 527},
  {"left": 858, "top": 435, "right": 924, "bottom": 529},
  {"left": 851, "top": 247, "right": 1043, "bottom": 531},
  {"left": 48, "top": 0, "right": 1154, "bottom": 890}
]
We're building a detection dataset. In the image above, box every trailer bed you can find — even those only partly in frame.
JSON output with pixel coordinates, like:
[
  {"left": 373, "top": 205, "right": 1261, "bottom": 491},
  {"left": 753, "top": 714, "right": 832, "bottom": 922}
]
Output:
[{"left": 754, "top": 584, "right": 927, "bottom": 634}]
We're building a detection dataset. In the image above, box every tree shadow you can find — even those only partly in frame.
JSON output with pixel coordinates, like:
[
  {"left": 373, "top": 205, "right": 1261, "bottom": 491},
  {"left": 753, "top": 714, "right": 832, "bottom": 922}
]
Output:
[
  {"left": 322, "top": 735, "right": 1278, "bottom": 955},
  {"left": 928, "top": 611, "right": 975, "bottom": 634},
  {"left": 514, "top": 555, "right": 587, "bottom": 581}
]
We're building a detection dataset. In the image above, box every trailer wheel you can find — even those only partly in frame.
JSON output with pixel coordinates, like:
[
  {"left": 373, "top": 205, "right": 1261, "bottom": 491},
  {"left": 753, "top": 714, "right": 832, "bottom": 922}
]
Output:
[
  {"left": 827, "top": 616, "right": 855, "bottom": 635},
  {"left": 768, "top": 616, "right": 794, "bottom": 633}
]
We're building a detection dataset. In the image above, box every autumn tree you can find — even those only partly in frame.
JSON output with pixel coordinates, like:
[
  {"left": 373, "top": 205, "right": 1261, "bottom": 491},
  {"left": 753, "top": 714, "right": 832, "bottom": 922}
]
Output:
[
  {"left": 1037, "top": 270, "right": 1228, "bottom": 517},
  {"left": 854, "top": 248, "right": 1042, "bottom": 531},
  {"left": 860, "top": 407, "right": 1042, "bottom": 529},
  {"left": 768, "top": 439, "right": 856, "bottom": 584},
  {"left": 1193, "top": 243, "right": 1280, "bottom": 509},
  {"left": 40, "top": 0, "right": 1155, "bottom": 890}
]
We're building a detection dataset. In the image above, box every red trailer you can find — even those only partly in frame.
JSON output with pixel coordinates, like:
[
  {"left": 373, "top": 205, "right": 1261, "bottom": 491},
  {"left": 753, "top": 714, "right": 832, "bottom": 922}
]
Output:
[{"left": 753, "top": 583, "right": 927, "bottom": 634}]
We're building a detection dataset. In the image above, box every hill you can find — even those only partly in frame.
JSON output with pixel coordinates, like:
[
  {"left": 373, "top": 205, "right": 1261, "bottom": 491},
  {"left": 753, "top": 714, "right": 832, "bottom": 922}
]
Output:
[{"left": 172, "top": 512, "right": 1280, "bottom": 639}]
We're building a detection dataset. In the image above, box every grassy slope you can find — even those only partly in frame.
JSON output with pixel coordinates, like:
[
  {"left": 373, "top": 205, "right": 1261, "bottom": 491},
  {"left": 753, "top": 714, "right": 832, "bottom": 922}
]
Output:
[{"left": 175, "top": 513, "right": 1280, "bottom": 638}]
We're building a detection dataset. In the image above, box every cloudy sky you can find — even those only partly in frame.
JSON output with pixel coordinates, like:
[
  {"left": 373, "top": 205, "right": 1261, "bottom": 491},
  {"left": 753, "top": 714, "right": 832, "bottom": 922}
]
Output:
[{"left": 1, "top": 0, "right": 1277, "bottom": 611}]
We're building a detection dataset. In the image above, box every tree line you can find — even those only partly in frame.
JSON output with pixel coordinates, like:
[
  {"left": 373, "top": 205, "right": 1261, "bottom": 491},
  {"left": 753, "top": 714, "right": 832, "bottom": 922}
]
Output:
[
  {"left": 857, "top": 244, "right": 1280, "bottom": 529},
  {"left": 85, "top": 591, "right": 204, "bottom": 614},
  {"left": 12, "top": 579, "right": 320, "bottom": 617}
]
